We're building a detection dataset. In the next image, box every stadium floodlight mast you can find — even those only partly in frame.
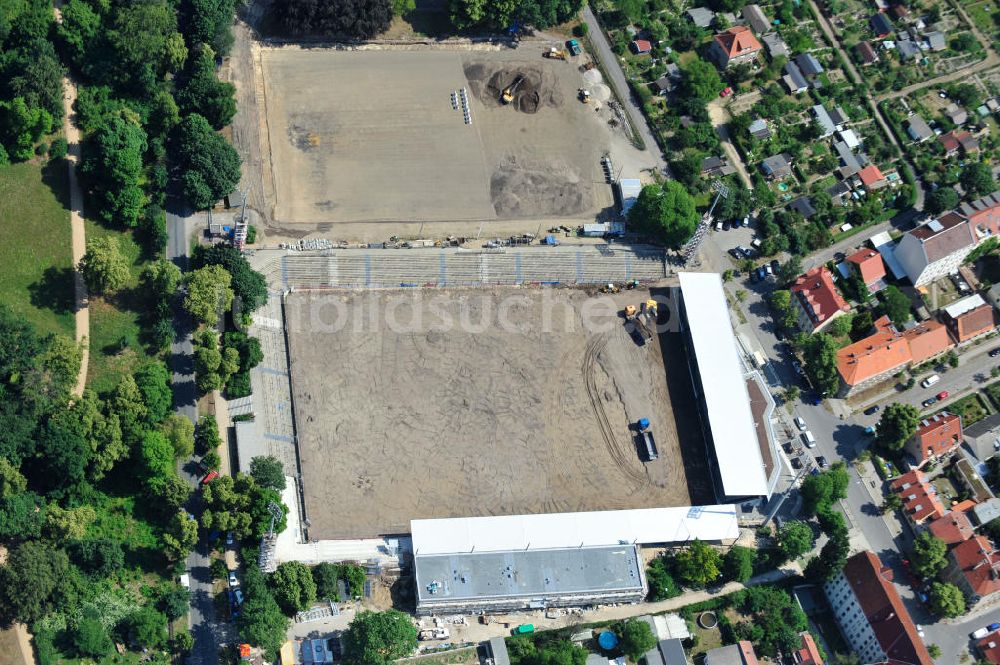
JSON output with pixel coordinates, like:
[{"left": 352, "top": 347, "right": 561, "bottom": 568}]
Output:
[{"left": 266, "top": 500, "right": 284, "bottom": 538}]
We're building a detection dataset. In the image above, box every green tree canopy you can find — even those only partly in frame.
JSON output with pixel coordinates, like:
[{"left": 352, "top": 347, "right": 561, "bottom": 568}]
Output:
[
  {"left": 163, "top": 509, "right": 199, "bottom": 560},
  {"left": 135, "top": 361, "right": 173, "bottom": 424},
  {"left": 681, "top": 58, "right": 723, "bottom": 102},
  {"left": 961, "top": 161, "right": 995, "bottom": 198},
  {"left": 161, "top": 414, "right": 195, "bottom": 458},
  {"left": 674, "top": 539, "right": 721, "bottom": 588},
  {"left": 238, "top": 567, "right": 290, "bottom": 661},
  {"left": 195, "top": 244, "right": 269, "bottom": 313},
  {"left": 172, "top": 113, "right": 242, "bottom": 210},
  {"left": 802, "top": 333, "right": 841, "bottom": 397},
  {"left": 911, "top": 532, "right": 948, "bottom": 579},
  {"left": 928, "top": 581, "right": 965, "bottom": 618},
  {"left": 79, "top": 236, "right": 130, "bottom": 294},
  {"left": 876, "top": 403, "right": 920, "bottom": 452},
  {"left": 80, "top": 111, "right": 148, "bottom": 227},
  {"left": 777, "top": 520, "right": 815, "bottom": 560},
  {"left": 343, "top": 609, "right": 419, "bottom": 665},
  {"left": 176, "top": 46, "right": 236, "bottom": 129},
  {"left": 618, "top": 619, "right": 656, "bottom": 662},
  {"left": 130, "top": 605, "right": 168, "bottom": 649},
  {"left": 800, "top": 463, "right": 849, "bottom": 516},
  {"left": 184, "top": 264, "right": 234, "bottom": 326},
  {"left": 723, "top": 545, "right": 755, "bottom": 583},
  {"left": 72, "top": 615, "right": 114, "bottom": 658},
  {"left": 879, "top": 285, "right": 912, "bottom": 326},
  {"left": 270, "top": 561, "right": 318, "bottom": 616},
  {"left": 627, "top": 181, "right": 699, "bottom": 248},
  {"left": 0, "top": 540, "right": 71, "bottom": 624},
  {"left": 276, "top": 0, "right": 393, "bottom": 37},
  {"left": 925, "top": 187, "right": 959, "bottom": 215},
  {"left": 183, "top": 0, "right": 237, "bottom": 54},
  {"left": 250, "top": 456, "right": 287, "bottom": 491}
]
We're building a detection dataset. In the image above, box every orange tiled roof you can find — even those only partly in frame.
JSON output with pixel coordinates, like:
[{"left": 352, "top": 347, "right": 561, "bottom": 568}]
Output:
[
  {"left": 846, "top": 248, "right": 887, "bottom": 287},
  {"left": 928, "top": 510, "right": 975, "bottom": 545},
  {"left": 977, "top": 631, "right": 1000, "bottom": 664},
  {"left": 902, "top": 319, "right": 953, "bottom": 365},
  {"left": 891, "top": 469, "right": 945, "bottom": 523},
  {"left": 837, "top": 316, "right": 911, "bottom": 386},
  {"left": 794, "top": 632, "right": 823, "bottom": 664},
  {"left": 951, "top": 535, "right": 1000, "bottom": 598},
  {"left": 791, "top": 266, "right": 850, "bottom": 330},
  {"left": 714, "top": 26, "right": 763, "bottom": 58},
  {"left": 858, "top": 164, "right": 886, "bottom": 187},
  {"left": 911, "top": 412, "right": 962, "bottom": 463}
]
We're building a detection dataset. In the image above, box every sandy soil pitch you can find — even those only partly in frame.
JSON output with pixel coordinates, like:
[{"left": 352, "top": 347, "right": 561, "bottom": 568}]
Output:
[
  {"left": 260, "top": 48, "right": 612, "bottom": 225},
  {"left": 286, "top": 288, "right": 690, "bottom": 539}
]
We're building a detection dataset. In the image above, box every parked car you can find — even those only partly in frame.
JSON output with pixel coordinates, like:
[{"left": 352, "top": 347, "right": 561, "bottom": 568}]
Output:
[
  {"left": 729, "top": 248, "right": 742, "bottom": 259},
  {"left": 720, "top": 86, "right": 733, "bottom": 97},
  {"left": 742, "top": 215, "right": 750, "bottom": 227},
  {"left": 200, "top": 470, "right": 218, "bottom": 485},
  {"left": 228, "top": 571, "right": 239, "bottom": 588},
  {"left": 770, "top": 259, "right": 780, "bottom": 272},
  {"left": 722, "top": 220, "right": 731, "bottom": 231},
  {"left": 801, "top": 431, "right": 817, "bottom": 448},
  {"left": 921, "top": 374, "right": 941, "bottom": 388},
  {"left": 990, "top": 348, "right": 1000, "bottom": 358},
  {"left": 936, "top": 390, "right": 949, "bottom": 400},
  {"left": 226, "top": 531, "right": 234, "bottom": 546},
  {"left": 816, "top": 455, "right": 829, "bottom": 469},
  {"left": 864, "top": 404, "right": 880, "bottom": 415},
  {"left": 922, "top": 397, "right": 939, "bottom": 408},
  {"left": 791, "top": 457, "right": 803, "bottom": 470},
  {"left": 795, "top": 416, "right": 807, "bottom": 431},
  {"left": 973, "top": 627, "right": 991, "bottom": 640},
  {"left": 864, "top": 425, "right": 877, "bottom": 435},
  {"left": 234, "top": 589, "right": 244, "bottom": 605},
  {"left": 989, "top": 622, "right": 1000, "bottom": 632}
]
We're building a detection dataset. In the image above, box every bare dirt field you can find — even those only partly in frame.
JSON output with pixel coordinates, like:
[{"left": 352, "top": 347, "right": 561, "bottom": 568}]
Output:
[
  {"left": 285, "top": 288, "right": 690, "bottom": 539},
  {"left": 257, "top": 47, "right": 614, "bottom": 227}
]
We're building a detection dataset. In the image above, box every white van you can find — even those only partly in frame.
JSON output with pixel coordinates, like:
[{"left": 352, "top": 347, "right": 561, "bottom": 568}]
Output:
[
  {"left": 801, "top": 431, "right": 816, "bottom": 448},
  {"left": 794, "top": 417, "right": 807, "bottom": 431},
  {"left": 921, "top": 374, "right": 941, "bottom": 389}
]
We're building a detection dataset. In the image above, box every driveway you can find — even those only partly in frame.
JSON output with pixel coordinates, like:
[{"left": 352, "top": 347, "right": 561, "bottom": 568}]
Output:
[{"left": 707, "top": 98, "right": 753, "bottom": 190}]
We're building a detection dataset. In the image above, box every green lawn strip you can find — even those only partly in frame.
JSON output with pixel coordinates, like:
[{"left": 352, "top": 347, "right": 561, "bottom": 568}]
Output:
[{"left": 0, "top": 162, "right": 74, "bottom": 338}]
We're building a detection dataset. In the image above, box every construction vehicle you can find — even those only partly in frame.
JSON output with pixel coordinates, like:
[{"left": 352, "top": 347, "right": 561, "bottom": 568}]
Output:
[
  {"left": 501, "top": 75, "right": 524, "bottom": 104},
  {"left": 578, "top": 88, "right": 591, "bottom": 103},
  {"left": 418, "top": 628, "right": 450, "bottom": 641},
  {"left": 545, "top": 47, "right": 568, "bottom": 60},
  {"left": 623, "top": 304, "right": 651, "bottom": 345},
  {"left": 600, "top": 283, "right": 620, "bottom": 294},
  {"left": 636, "top": 418, "right": 658, "bottom": 461}
]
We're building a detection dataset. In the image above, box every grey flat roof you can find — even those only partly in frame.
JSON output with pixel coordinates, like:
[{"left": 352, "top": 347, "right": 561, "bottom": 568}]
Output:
[
  {"left": 659, "top": 639, "right": 690, "bottom": 665},
  {"left": 415, "top": 545, "right": 643, "bottom": 603},
  {"left": 488, "top": 638, "right": 511, "bottom": 665}
]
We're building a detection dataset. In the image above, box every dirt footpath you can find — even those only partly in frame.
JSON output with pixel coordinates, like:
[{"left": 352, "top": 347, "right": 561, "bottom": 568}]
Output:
[{"left": 285, "top": 288, "right": 689, "bottom": 539}]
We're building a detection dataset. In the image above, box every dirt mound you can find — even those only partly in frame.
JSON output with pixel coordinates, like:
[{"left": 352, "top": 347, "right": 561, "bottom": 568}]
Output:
[
  {"left": 463, "top": 61, "right": 561, "bottom": 114},
  {"left": 490, "top": 156, "right": 588, "bottom": 217}
]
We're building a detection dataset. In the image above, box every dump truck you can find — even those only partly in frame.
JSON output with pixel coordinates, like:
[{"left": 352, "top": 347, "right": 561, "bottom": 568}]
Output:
[
  {"left": 623, "top": 304, "right": 652, "bottom": 345},
  {"left": 501, "top": 76, "right": 524, "bottom": 104},
  {"left": 578, "top": 88, "right": 591, "bottom": 103},
  {"left": 545, "top": 47, "right": 568, "bottom": 60},
  {"left": 636, "top": 419, "right": 658, "bottom": 461}
]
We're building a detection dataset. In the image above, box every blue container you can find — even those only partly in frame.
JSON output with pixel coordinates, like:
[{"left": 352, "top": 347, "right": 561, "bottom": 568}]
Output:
[
  {"left": 598, "top": 631, "right": 619, "bottom": 650},
  {"left": 638, "top": 418, "right": 650, "bottom": 431}
]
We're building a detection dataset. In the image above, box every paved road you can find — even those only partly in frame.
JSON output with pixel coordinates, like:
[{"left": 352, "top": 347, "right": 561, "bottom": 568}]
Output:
[
  {"left": 802, "top": 207, "right": 924, "bottom": 271},
  {"left": 580, "top": 5, "right": 669, "bottom": 176}
]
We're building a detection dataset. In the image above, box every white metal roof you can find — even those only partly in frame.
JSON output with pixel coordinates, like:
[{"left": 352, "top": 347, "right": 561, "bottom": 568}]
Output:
[
  {"left": 410, "top": 505, "right": 739, "bottom": 556},
  {"left": 678, "top": 272, "right": 768, "bottom": 498},
  {"left": 619, "top": 178, "right": 643, "bottom": 215},
  {"left": 944, "top": 293, "right": 987, "bottom": 318},
  {"left": 870, "top": 231, "right": 907, "bottom": 280}
]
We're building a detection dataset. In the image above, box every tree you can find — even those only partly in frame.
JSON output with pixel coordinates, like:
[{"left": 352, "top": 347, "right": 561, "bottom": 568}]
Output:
[
  {"left": 881, "top": 492, "right": 903, "bottom": 514},
  {"left": 57, "top": 0, "right": 102, "bottom": 68},
  {"left": 79, "top": 237, "right": 130, "bottom": 294},
  {"left": 0, "top": 492, "right": 47, "bottom": 540},
  {"left": 628, "top": 181, "right": 699, "bottom": 248},
  {"left": 80, "top": 112, "right": 148, "bottom": 227},
  {"left": 69, "top": 539, "right": 125, "bottom": 578},
  {"left": 196, "top": 245, "right": 269, "bottom": 313},
  {"left": 173, "top": 630, "right": 194, "bottom": 655},
  {"left": 163, "top": 509, "right": 199, "bottom": 560},
  {"left": 40, "top": 335, "right": 82, "bottom": 396},
  {"left": 911, "top": 532, "right": 949, "bottom": 579},
  {"left": 173, "top": 113, "right": 242, "bottom": 210},
  {"left": 343, "top": 610, "right": 419, "bottom": 665},
  {"left": 674, "top": 540, "right": 722, "bottom": 588},
  {"left": 769, "top": 290, "right": 797, "bottom": 329},
  {"left": 196, "top": 414, "right": 222, "bottom": 455},
  {"left": 45, "top": 504, "right": 96, "bottom": 540},
  {"left": 876, "top": 403, "right": 920, "bottom": 452},
  {"left": 0, "top": 97, "right": 53, "bottom": 162},
  {"left": 829, "top": 314, "right": 853, "bottom": 338},
  {"left": 926, "top": 187, "right": 959, "bottom": 215},
  {"left": 135, "top": 361, "right": 173, "bottom": 424},
  {"left": 928, "top": 581, "right": 965, "bottom": 618},
  {"left": 961, "top": 162, "right": 996, "bottom": 198},
  {"left": 0, "top": 541, "right": 71, "bottom": 624},
  {"left": 0, "top": 457, "right": 27, "bottom": 498},
  {"left": 131, "top": 606, "right": 168, "bottom": 649},
  {"left": 951, "top": 32, "right": 978, "bottom": 52},
  {"left": 879, "top": 285, "right": 911, "bottom": 326},
  {"left": 162, "top": 414, "right": 195, "bottom": 458},
  {"left": 681, "top": 58, "right": 723, "bottom": 102},
  {"left": 618, "top": 619, "right": 656, "bottom": 661},
  {"left": 270, "top": 561, "right": 317, "bottom": 615},
  {"left": 802, "top": 333, "right": 841, "bottom": 397},
  {"left": 276, "top": 0, "right": 394, "bottom": 37},
  {"left": 184, "top": 265, "right": 234, "bottom": 326},
  {"left": 777, "top": 520, "right": 815, "bottom": 560},
  {"left": 723, "top": 545, "right": 755, "bottom": 583},
  {"left": 926, "top": 644, "right": 941, "bottom": 659},
  {"left": 250, "top": 456, "right": 286, "bottom": 491},
  {"left": 800, "top": 463, "right": 849, "bottom": 516},
  {"left": 111, "top": 374, "right": 149, "bottom": 445},
  {"left": 72, "top": 616, "right": 113, "bottom": 658},
  {"left": 176, "top": 46, "right": 237, "bottom": 130},
  {"left": 32, "top": 410, "right": 90, "bottom": 496},
  {"left": 183, "top": 0, "right": 237, "bottom": 54}
]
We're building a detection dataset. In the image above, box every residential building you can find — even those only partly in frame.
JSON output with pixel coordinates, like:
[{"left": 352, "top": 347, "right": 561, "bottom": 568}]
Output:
[
  {"left": 958, "top": 191, "right": 1000, "bottom": 238},
  {"left": 944, "top": 294, "right": 996, "bottom": 343},
  {"left": 954, "top": 457, "right": 994, "bottom": 503},
  {"left": 760, "top": 153, "right": 792, "bottom": 179},
  {"left": 890, "top": 469, "right": 946, "bottom": 525},
  {"left": 687, "top": 7, "right": 716, "bottom": 28},
  {"left": 904, "top": 412, "right": 963, "bottom": 468},
  {"left": 898, "top": 37, "right": 920, "bottom": 61},
  {"left": 907, "top": 115, "right": 933, "bottom": 142},
  {"left": 893, "top": 213, "right": 978, "bottom": 286},
  {"left": 828, "top": 181, "right": 852, "bottom": 206},
  {"left": 837, "top": 316, "right": 912, "bottom": 394},
  {"left": 703, "top": 641, "right": 759, "bottom": 665},
  {"left": 925, "top": 30, "right": 946, "bottom": 50},
  {"left": 946, "top": 103, "right": 968, "bottom": 125},
  {"left": 654, "top": 63, "right": 682, "bottom": 93},
  {"left": 643, "top": 639, "right": 690, "bottom": 665},
  {"left": 977, "top": 631, "right": 1000, "bottom": 664},
  {"left": 783, "top": 61, "right": 809, "bottom": 93},
  {"left": 870, "top": 13, "right": 894, "bottom": 37},
  {"left": 928, "top": 509, "right": 975, "bottom": 546},
  {"left": 940, "top": 129, "right": 979, "bottom": 157},
  {"left": 845, "top": 248, "right": 887, "bottom": 291},
  {"left": 792, "top": 632, "right": 823, "bottom": 664},
  {"left": 710, "top": 26, "right": 762, "bottom": 68},
  {"left": 790, "top": 196, "right": 816, "bottom": 219},
  {"left": 833, "top": 140, "right": 864, "bottom": 177},
  {"left": 748, "top": 118, "right": 771, "bottom": 140},
  {"left": 702, "top": 156, "right": 736, "bottom": 177},
  {"left": 812, "top": 104, "right": 836, "bottom": 138},
  {"left": 973, "top": 498, "right": 1000, "bottom": 526},
  {"left": 742, "top": 4, "right": 770, "bottom": 33},
  {"left": 824, "top": 551, "right": 933, "bottom": 665},
  {"left": 856, "top": 40, "right": 879, "bottom": 64},
  {"left": 829, "top": 106, "right": 849, "bottom": 126},
  {"left": 901, "top": 319, "right": 952, "bottom": 364},
  {"left": 796, "top": 53, "right": 824, "bottom": 79},
  {"left": 858, "top": 164, "right": 888, "bottom": 190},
  {"left": 942, "top": 534, "right": 1000, "bottom": 608},
  {"left": 965, "top": 412, "right": 1000, "bottom": 460},
  {"left": 761, "top": 32, "right": 789, "bottom": 58},
  {"left": 790, "top": 267, "right": 850, "bottom": 332},
  {"left": 630, "top": 39, "right": 652, "bottom": 54}
]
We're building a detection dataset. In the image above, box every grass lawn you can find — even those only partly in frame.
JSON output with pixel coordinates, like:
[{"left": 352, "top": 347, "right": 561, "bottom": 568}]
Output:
[
  {"left": 84, "top": 220, "right": 149, "bottom": 395},
  {"left": 0, "top": 162, "right": 74, "bottom": 338},
  {"left": 943, "top": 392, "right": 991, "bottom": 426}
]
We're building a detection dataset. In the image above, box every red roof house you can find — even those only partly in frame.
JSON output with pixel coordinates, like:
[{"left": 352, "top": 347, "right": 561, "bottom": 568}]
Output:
[
  {"left": 790, "top": 266, "right": 850, "bottom": 332},
  {"left": 943, "top": 294, "right": 997, "bottom": 343},
  {"left": 890, "top": 469, "right": 945, "bottom": 525},
  {"left": 905, "top": 412, "right": 962, "bottom": 468},
  {"left": 902, "top": 319, "right": 953, "bottom": 364},
  {"left": 858, "top": 164, "right": 888, "bottom": 190},
  {"left": 710, "top": 26, "right": 763, "bottom": 68},
  {"left": 846, "top": 248, "right": 887, "bottom": 291},
  {"left": 793, "top": 632, "right": 823, "bottom": 664},
  {"left": 978, "top": 630, "right": 1000, "bottom": 664},
  {"left": 630, "top": 39, "right": 652, "bottom": 54},
  {"left": 943, "top": 534, "right": 1000, "bottom": 608},
  {"left": 928, "top": 509, "right": 975, "bottom": 545}
]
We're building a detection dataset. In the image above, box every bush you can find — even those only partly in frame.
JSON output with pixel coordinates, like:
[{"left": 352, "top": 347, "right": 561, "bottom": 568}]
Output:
[
  {"left": 573, "top": 23, "right": 588, "bottom": 37},
  {"left": 646, "top": 556, "right": 680, "bottom": 600},
  {"left": 49, "top": 137, "right": 68, "bottom": 160}
]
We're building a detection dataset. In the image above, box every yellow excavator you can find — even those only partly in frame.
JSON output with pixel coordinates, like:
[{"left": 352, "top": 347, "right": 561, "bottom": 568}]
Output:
[
  {"left": 501, "top": 75, "right": 525, "bottom": 104},
  {"left": 544, "top": 47, "right": 568, "bottom": 60}
]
